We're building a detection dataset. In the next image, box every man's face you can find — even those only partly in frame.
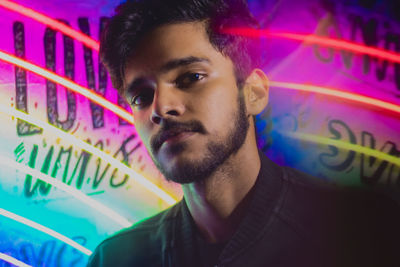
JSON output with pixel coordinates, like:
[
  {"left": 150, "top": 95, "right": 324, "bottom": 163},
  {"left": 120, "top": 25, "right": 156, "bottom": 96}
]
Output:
[{"left": 122, "top": 22, "right": 250, "bottom": 184}]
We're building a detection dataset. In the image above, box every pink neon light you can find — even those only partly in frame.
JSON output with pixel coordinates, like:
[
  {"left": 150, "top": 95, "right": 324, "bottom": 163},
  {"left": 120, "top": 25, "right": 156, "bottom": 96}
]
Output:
[
  {"left": 0, "top": 49, "right": 134, "bottom": 124},
  {"left": 270, "top": 81, "right": 400, "bottom": 115},
  {"left": 0, "top": 0, "right": 99, "bottom": 51},
  {"left": 222, "top": 28, "right": 400, "bottom": 64},
  {"left": 1, "top": 0, "right": 400, "bottom": 66},
  {"left": 1, "top": 48, "right": 399, "bottom": 119}
]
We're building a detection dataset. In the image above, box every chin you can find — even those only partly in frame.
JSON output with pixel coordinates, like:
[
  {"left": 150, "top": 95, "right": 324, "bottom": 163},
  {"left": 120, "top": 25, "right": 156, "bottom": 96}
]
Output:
[
  {"left": 158, "top": 151, "right": 228, "bottom": 184},
  {"left": 157, "top": 156, "right": 203, "bottom": 184}
]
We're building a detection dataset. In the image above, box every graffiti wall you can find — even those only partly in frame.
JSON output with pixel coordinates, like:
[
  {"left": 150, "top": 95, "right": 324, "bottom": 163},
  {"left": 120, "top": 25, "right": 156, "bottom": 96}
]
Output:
[
  {"left": 253, "top": 0, "right": 400, "bottom": 188},
  {"left": 0, "top": 0, "right": 398, "bottom": 266}
]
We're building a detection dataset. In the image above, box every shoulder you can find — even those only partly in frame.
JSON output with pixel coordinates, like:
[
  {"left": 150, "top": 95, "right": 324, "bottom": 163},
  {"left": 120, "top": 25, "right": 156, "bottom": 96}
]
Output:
[
  {"left": 278, "top": 165, "right": 400, "bottom": 223},
  {"left": 87, "top": 201, "right": 182, "bottom": 266},
  {"left": 280, "top": 165, "right": 400, "bottom": 215},
  {"left": 275, "top": 166, "right": 400, "bottom": 263}
]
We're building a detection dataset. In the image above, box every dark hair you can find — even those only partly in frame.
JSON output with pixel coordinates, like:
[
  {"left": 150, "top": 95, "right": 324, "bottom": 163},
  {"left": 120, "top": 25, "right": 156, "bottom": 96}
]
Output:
[{"left": 100, "top": 0, "right": 261, "bottom": 92}]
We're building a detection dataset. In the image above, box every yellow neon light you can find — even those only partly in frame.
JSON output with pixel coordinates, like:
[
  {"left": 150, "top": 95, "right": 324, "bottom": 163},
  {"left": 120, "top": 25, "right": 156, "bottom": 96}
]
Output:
[
  {"left": 0, "top": 104, "right": 178, "bottom": 205},
  {"left": 270, "top": 81, "right": 400, "bottom": 115},
  {"left": 0, "top": 49, "right": 134, "bottom": 124},
  {"left": 0, "top": 153, "right": 132, "bottom": 228},
  {"left": 0, "top": 252, "right": 32, "bottom": 267},
  {"left": 282, "top": 132, "right": 400, "bottom": 167},
  {"left": 0, "top": 208, "right": 92, "bottom": 256}
]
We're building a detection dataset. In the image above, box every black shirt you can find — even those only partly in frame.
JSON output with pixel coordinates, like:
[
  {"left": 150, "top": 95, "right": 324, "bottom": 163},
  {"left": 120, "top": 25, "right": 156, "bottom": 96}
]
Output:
[
  {"left": 195, "top": 232, "right": 226, "bottom": 267},
  {"left": 87, "top": 152, "right": 400, "bottom": 267}
]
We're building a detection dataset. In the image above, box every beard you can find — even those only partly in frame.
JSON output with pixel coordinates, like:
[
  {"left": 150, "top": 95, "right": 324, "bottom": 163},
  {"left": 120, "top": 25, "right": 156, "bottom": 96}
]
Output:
[{"left": 149, "top": 91, "right": 250, "bottom": 184}]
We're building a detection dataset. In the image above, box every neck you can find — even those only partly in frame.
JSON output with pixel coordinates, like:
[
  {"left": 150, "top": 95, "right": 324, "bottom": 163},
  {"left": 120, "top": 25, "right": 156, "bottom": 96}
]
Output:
[{"left": 181, "top": 132, "right": 261, "bottom": 243}]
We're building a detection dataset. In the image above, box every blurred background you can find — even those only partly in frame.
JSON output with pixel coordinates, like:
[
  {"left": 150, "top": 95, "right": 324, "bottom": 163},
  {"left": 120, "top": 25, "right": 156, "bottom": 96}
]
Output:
[{"left": 0, "top": 0, "right": 399, "bottom": 266}]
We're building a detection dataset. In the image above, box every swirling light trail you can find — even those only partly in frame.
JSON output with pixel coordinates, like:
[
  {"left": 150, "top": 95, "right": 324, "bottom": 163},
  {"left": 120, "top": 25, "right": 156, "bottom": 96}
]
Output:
[
  {"left": 0, "top": 208, "right": 92, "bottom": 256},
  {"left": 0, "top": 153, "right": 132, "bottom": 228},
  {"left": 0, "top": 252, "right": 32, "bottom": 267},
  {"left": 0, "top": 0, "right": 99, "bottom": 50},
  {"left": 0, "top": 104, "right": 178, "bottom": 205},
  {"left": 282, "top": 131, "right": 400, "bottom": 167},
  {"left": 0, "top": 49, "right": 398, "bottom": 119},
  {"left": 270, "top": 81, "right": 400, "bottom": 115},
  {"left": 2, "top": 0, "right": 400, "bottom": 65},
  {"left": 222, "top": 28, "right": 400, "bottom": 64},
  {"left": 0, "top": 49, "right": 134, "bottom": 124}
]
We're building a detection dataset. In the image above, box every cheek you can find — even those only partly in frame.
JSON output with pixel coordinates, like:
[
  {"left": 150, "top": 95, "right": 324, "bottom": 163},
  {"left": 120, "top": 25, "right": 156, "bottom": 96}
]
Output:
[
  {"left": 132, "top": 113, "right": 153, "bottom": 143},
  {"left": 191, "top": 82, "right": 239, "bottom": 134}
]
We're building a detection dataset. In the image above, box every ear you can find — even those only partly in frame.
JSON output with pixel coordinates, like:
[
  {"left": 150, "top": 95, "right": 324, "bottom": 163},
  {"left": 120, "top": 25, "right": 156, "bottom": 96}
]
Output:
[{"left": 243, "top": 69, "right": 269, "bottom": 115}]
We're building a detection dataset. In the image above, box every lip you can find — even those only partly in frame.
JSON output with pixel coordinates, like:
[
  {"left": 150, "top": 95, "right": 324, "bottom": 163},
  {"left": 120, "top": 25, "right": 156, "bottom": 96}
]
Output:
[{"left": 162, "top": 131, "right": 196, "bottom": 146}]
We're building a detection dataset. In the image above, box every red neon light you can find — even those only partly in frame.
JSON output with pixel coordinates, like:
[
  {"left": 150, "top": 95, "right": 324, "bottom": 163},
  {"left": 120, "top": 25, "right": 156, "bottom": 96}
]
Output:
[
  {"left": 1, "top": 0, "right": 400, "bottom": 66},
  {"left": 0, "top": 0, "right": 99, "bottom": 51},
  {"left": 222, "top": 28, "right": 400, "bottom": 64}
]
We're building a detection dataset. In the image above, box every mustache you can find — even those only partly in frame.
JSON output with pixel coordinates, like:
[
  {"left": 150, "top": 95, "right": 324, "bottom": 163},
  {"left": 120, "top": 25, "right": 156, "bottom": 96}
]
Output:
[{"left": 150, "top": 119, "right": 207, "bottom": 152}]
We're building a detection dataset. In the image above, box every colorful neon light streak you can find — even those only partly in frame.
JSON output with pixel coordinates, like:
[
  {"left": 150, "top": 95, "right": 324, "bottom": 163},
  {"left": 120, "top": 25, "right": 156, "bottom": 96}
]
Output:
[
  {"left": 222, "top": 28, "right": 400, "bottom": 64},
  {"left": 0, "top": 50, "right": 134, "bottom": 124},
  {"left": 0, "top": 104, "right": 177, "bottom": 205},
  {"left": 0, "top": 208, "right": 92, "bottom": 256},
  {"left": 0, "top": 253, "right": 32, "bottom": 267},
  {"left": 282, "top": 132, "right": 400, "bottom": 167},
  {"left": 0, "top": 153, "right": 132, "bottom": 228},
  {"left": 1, "top": 1, "right": 400, "bottom": 114},
  {"left": 269, "top": 81, "right": 400, "bottom": 115},
  {"left": 0, "top": 51, "right": 134, "bottom": 124},
  {"left": 0, "top": 0, "right": 99, "bottom": 51},
  {"left": 1, "top": 49, "right": 399, "bottom": 121},
  {"left": 2, "top": 0, "right": 400, "bottom": 66}
]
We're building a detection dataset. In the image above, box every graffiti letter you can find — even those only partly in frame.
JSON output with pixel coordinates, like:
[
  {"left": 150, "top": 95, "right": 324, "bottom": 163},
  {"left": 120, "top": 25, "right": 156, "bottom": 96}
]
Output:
[
  {"left": 348, "top": 15, "right": 379, "bottom": 74},
  {"left": 13, "top": 21, "right": 42, "bottom": 136},
  {"left": 319, "top": 120, "right": 356, "bottom": 171},
  {"left": 99, "top": 17, "right": 111, "bottom": 122},
  {"left": 67, "top": 150, "right": 92, "bottom": 189},
  {"left": 78, "top": 17, "right": 104, "bottom": 129},
  {"left": 44, "top": 24, "right": 77, "bottom": 131},
  {"left": 388, "top": 162, "right": 400, "bottom": 188},
  {"left": 376, "top": 31, "right": 400, "bottom": 91},
  {"left": 361, "top": 131, "right": 399, "bottom": 185},
  {"left": 24, "top": 145, "right": 54, "bottom": 197},
  {"left": 55, "top": 236, "right": 86, "bottom": 267},
  {"left": 51, "top": 146, "right": 73, "bottom": 183},
  {"left": 37, "top": 240, "right": 56, "bottom": 266},
  {"left": 313, "top": 14, "right": 337, "bottom": 63},
  {"left": 92, "top": 159, "right": 111, "bottom": 189},
  {"left": 113, "top": 134, "right": 141, "bottom": 165},
  {"left": 109, "top": 168, "right": 129, "bottom": 188}
]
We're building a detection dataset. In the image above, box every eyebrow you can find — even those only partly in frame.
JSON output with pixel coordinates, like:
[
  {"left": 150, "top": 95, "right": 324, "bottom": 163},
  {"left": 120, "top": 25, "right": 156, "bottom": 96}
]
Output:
[
  {"left": 125, "top": 56, "right": 210, "bottom": 93},
  {"left": 159, "top": 56, "right": 210, "bottom": 73},
  {"left": 125, "top": 77, "right": 151, "bottom": 95}
]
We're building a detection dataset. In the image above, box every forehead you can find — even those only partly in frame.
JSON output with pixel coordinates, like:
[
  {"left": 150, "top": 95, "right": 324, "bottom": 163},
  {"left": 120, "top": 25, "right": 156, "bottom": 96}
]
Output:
[{"left": 123, "top": 22, "right": 234, "bottom": 88}]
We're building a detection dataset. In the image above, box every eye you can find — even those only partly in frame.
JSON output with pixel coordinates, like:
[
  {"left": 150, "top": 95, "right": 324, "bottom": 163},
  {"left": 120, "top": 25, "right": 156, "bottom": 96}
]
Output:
[
  {"left": 175, "top": 72, "right": 206, "bottom": 88},
  {"left": 130, "top": 90, "right": 154, "bottom": 108}
]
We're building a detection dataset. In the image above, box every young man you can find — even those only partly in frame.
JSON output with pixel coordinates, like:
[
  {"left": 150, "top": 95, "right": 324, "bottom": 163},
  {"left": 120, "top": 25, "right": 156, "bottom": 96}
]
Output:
[{"left": 88, "top": 0, "right": 400, "bottom": 266}]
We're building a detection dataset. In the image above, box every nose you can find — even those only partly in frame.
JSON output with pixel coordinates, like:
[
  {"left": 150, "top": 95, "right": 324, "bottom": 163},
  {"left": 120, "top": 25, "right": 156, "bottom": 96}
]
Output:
[{"left": 150, "top": 86, "right": 185, "bottom": 124}]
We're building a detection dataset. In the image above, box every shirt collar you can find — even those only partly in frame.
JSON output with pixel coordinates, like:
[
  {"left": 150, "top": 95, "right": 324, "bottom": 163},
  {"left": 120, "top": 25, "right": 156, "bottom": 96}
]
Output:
[{"left": 173, "top": 151, "right": 284, "bottom": 264}]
